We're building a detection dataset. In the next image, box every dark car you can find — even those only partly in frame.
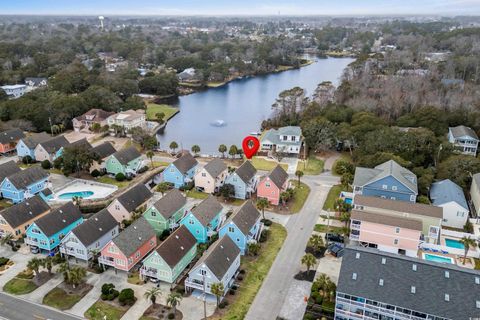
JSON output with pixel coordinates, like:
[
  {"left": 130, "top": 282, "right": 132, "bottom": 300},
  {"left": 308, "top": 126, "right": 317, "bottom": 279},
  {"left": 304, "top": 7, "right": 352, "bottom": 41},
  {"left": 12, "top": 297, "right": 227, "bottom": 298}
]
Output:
[
  {"left": 325, "top": 233, "right": 345, "bottom": 244},
  {"left": 328, "top": 243, "right": 345, "bottom": 258}
]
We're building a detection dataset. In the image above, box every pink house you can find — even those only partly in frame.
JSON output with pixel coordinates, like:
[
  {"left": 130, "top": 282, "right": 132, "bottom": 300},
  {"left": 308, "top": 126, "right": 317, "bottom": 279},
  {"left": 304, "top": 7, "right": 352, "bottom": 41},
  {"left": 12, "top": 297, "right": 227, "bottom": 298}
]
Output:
[
  {"left": 99, "top": 217, "right": 157, "bottom": 272},
  {"left": 350, "top": 210, "right": 422, "bottom": 257},
  {"left": 257, "top": 165, "right": 289, "bottom": 205}
]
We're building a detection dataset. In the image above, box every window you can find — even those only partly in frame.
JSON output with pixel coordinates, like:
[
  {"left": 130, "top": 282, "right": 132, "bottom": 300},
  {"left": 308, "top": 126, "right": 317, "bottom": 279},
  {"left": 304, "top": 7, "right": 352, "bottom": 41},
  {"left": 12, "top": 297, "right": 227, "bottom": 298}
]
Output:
[
  {"left": 200, "top": 269, "right": 207, "bottom": 276},
  {"left": 355, "top": 253, "right": 360, "bottom": 259},
  {"left": 445, "top": 271, "right": 449, "bottom": 278},
  {"left": 457, "top": 211, "right": 464, "bottom": 217},
  {"left": 395, "top": 227, "right": 400, "bottom": 234},
  {"left": 412, "top": 264, "right": 417, "bottom": 271},
  {"left": 410, "top": 195, "right": 416, "bottom": 201},
  {"left": 150, "top": 240, "right": 155, "bottom": 246},
  {"left": 236, "top": 238, "right": 240, "bottom": 242},
  {"left": 390, "top": 197, "right": 396, "bottom": 200},
  {"left": 151, "top": 211, "right": 156, "bottom": 217},
  {"left": 111, "top": 230, "right": 116, "bottom": 236},
  {"left": 108, "top": 246, "right": 117, "bottom": 253},
  {"left": 189, "top": 219, "right": 194, "bottom": 225},
  {"left": 476, "top": 277, "right": 480, "bottom": 284},
  {"left": 352, "top": 273, "right": 357, "bottom": 280},
  {"left": 115, "top": 205, "right": 120, "bottom": 210},
  {"left": 265, "top": 182, "right": 270, "bottom": 188},
  {"left": 135, "top": 251, "right": 140, "bottom": 258},
  {"left": 394, "top": 239, "right": 399, "bottom": 245},
  {"left": 379, "top": 279, "right": 384, "bottom": 286},
  {"left": 283, "top": 135, "right": 287, "bottom": 141},
  {"left": 444, "top": 294, "right": 449, "bottom": 301},
  {"left": 116, "top": 259, "right": 125, "bottom": 266},
  {"left": 170, "top": 168, "right": 174, "bottom": 172},
  {"left": 292, "top": 136, "right": 296, "bottom": 141},
  {"left": 201, "top": 172, "right": 206, "bottom": 177},
  {"left": 392, "top": 186, "right": 397, "bottom": 191},
  {"left": 228, "top": 226, "right": 234, "bottom": 233},
  {"left": 381, "top": 258, "right": 386, "bottom": 265},
  {"left": 382, "top": 185, "right": 387, "bottom": 189},
  {"left": 128, "top": 258, "right": 133, "bottom": 264},
  {"left": 411, "top": 286, "right": 416, "bottom": 294}
]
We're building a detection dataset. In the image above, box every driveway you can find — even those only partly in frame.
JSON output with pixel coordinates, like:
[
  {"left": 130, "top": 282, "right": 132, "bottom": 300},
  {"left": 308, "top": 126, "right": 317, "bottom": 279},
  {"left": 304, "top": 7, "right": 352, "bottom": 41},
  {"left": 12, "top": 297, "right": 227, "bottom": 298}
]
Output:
[
  {"left": 0, "top": 248, "right": 31, "bottom": 291},
  {"left": 316, "top": 255, "right": 342, "bottom": 285},
  {"left": 282, "top": 157, "right": 299, "bottom": 174}
]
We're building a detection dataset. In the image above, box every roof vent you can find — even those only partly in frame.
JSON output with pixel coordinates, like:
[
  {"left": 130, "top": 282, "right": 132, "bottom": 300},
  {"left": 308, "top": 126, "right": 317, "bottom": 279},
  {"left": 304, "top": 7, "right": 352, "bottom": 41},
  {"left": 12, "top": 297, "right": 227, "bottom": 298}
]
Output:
[
  {"left": 381, "top": 258, "right": 386, "bottom": 264},
  {"left": 138, "top": 237, "right": 142, "bottom": 241},
  {"left": 99, "top": 228, "right": 103, "bottom": 231},
  {"left": 175, "top": 235, "right": 179, "bottom": 239},
  {"left": 220, "top": 245, "right": 224, "bottom": 249},
  {"left": 180, "top": 246, "right": 184, "bottom": 250},
  {"left": 134, "top": 226, "right": 137, "bottom": 230},
  {"left": 59, "top": 210, "right": 63, "bottom": 213},
  {"left": 355, "top": 252, "right": 360, "bottom": 259},
  {"left": 29, "top": 211, "right": 32, "bottom": 215},
  {"left": 411, "top": 286, "right": 416, "bottom": 294},
  {"left": 445, "top": 294, "right": 450, "bottom": 302},
  {"left": 445, "top": 271, "right": 450, "bottom": 278},
  {"left": 412, "top": 264, "right": 417, "bottom": 271},
  {"left": 379, "top": 279, "right": 384, "bottom": 286},
  {"left": 226, "top": 257, "right": 230, "bottom": 261},
  {"left": 94, "top": 218, "right": 98, "bottom": 221},
  {"left": 26, "top": 202, "right": 29, "bottom": 206},
  {"left": 62, "top": 219, "right": 66, "bottom": 223}
]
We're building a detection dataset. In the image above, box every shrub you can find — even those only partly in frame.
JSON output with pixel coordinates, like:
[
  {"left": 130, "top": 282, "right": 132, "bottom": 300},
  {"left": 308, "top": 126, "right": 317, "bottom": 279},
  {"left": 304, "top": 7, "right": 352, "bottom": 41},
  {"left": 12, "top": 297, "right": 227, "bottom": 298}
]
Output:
[
  {"left": 231, "top": 284, "right": 238, "bottom": 290},
  {"left": 22, "top": 156, "right": 33, "bottom": 164},
  {"left": 229, "top": 289, "right": 235, "bottom": 295},
  {"left": 101, "top": 294, "right": 108, "bottom": 301},
  {"left": 115, "top": 173, "right": 126, "bottom": 181},
  {"left": 41, "top": 160, "right": 51, "bottom": 169},
  {"left": 101, "top": 283, "right": 115, "bottom": 295},
  {"left": 259, "top": 229, "right": 270, "bottom": 243},
  {"left": 167, "top": 313, "right": 175, "bottom": 319},
  {"left": 137, "top": 166, "right": 149, "bottom": 174},
  {"left": 237, "top": 275, "right": 243, "bottom": 281},
  {"left": 52, "top": 253, "right": 65, "bottom": 265},
  {"left": 118, "top": 288, "right": 136, "bottom": 306},
  {"left": 91, "top": 169, "right": 101, "bottom": 178},
  {"left": 219, "top": 301, "right": 229, "bottom": 309},
  {"left": 0, "top": 257, "right": 9, "bottom": 267},
  {"left": 179, "top": 181, "right": 194, "bottom": 191},
  {"left": 239, "top": 269, "right": 245, "bottom": 275},
  {"left": 333, "top": 160, "right": 354, "bottom": 176},
  {"left": 261, "top": 219, "right": 272, "bottom": 226},
  {"left": 311, "top": 291, "right": 323, "bottom": 304}
]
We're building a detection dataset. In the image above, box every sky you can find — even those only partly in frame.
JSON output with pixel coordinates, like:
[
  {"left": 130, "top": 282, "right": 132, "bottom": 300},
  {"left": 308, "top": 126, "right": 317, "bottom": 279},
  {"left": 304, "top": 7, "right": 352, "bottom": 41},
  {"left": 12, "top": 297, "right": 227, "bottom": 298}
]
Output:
[{"left": 2, "top": 0, "right": 480, "bottom": 16}]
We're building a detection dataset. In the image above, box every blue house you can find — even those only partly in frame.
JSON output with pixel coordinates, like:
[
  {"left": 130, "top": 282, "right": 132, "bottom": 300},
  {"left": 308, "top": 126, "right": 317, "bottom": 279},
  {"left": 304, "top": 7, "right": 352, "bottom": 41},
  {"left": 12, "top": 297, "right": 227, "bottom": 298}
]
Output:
[
  {"left": 218, "top": 201, "right": 262, "bottom": 254},
  {"left": 224, "top": 161, "right": 258, "bottom": 199},
  {"left": 163, "top": 153, "right": 198, "bottom": 188},
  {"left": 352, "top": 160, "right": 418, "bottom": 203},
  {"left": 180, "top": 195, "right": 223, "bottom": 243},
  {"left": 16, "top": 132, "right": 51, "bottom": 159},
  {"left": 25, "top": 202, "right": 83, "bottom": 254},
  {"left": 0, "top": 166, "right": 49, "bottom": 203}
]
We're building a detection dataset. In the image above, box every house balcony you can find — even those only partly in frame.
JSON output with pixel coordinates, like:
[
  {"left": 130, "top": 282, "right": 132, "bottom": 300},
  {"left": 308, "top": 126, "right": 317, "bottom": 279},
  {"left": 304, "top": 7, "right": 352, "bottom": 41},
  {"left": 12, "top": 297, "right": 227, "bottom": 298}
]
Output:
[
  {"left": 207, "top": 230, "right": 218, "bottom": 238},
  {"left": 25, "top": 238, "right": 38, "bottom": 246},
  {"left": 140, "top": 267, "right": 158, "bottom": 279},
  {"left": 98, "top": 256, "right": 115, "bottom": 267},
  {"left": 185, "top": 279, "right": 205, "bottom": 291},
  {"left": 351, "top": 223, "right": 361, "bottom": 231},
  {"left": 349, "top": 234, "right": 359, "bottom": 241}
]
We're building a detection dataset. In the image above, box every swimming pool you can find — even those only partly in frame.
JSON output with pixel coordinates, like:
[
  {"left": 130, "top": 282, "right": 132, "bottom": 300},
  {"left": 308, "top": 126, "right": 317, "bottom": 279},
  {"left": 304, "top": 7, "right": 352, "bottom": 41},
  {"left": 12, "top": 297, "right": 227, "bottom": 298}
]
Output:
[
  {"left": 445, "top": 238, "right": 465, "bottom": 250},
  {"left": 57, "top": 191, "right": 94, "bottom": 200},
  {"left": 423, "top": 253, "right": 454, "bottom": 264}
]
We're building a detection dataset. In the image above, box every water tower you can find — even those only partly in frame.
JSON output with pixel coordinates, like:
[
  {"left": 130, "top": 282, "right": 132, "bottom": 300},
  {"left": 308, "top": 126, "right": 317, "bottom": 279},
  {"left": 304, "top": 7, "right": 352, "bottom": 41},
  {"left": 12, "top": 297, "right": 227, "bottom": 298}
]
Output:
[{"left": 98, "top": 16, "right": 105, "bottom": 31}]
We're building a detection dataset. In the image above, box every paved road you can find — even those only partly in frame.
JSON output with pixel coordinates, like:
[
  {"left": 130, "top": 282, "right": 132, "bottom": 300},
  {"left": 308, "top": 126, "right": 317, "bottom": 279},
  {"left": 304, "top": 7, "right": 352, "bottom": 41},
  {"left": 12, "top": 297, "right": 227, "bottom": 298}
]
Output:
[
  {"left": 245, "top": 173, "right": 339, "bottom": 320},
  {"left": 0, "top": 292, "right": 83, "bottom": 320}
]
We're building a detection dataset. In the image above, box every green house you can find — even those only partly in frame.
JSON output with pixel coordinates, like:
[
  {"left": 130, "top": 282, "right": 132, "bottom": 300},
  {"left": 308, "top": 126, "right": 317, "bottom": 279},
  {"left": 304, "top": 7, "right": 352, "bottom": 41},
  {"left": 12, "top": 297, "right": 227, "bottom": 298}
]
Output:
[
  {"left": 105, "top": 146, "right": 143, "bottom": 176},
  {"left": 143, "top": 189, "right": 188, "bottom": 235},
  {"left": 140, "top": 225, "right": 197, "bottom": 284}
]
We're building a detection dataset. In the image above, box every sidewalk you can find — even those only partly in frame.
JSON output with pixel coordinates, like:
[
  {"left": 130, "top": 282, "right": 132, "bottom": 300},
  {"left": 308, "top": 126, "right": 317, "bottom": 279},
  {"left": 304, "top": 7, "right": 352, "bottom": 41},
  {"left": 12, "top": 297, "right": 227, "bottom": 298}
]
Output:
[{"left": 23, "top": 273, "right": 64, "bottom": 303}]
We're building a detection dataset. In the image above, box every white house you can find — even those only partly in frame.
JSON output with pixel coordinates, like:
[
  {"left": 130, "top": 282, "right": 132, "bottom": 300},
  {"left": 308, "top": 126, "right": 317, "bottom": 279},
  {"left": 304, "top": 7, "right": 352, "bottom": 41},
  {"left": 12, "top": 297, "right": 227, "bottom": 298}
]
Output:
[
  {"left": 448, "top": 125, "right": 479, "bottom": 156},
  {"left": 430, "top": 179, "right": 469, "bottom": 229},
  {"left": 260, "top": 126, "right": 302, "bottom": 155},
  {"left": 107, "top": 109, "right": 146, "bottom": 131},
  {"left": 1, "top": 85, "right": 27, "bottom": 99}
]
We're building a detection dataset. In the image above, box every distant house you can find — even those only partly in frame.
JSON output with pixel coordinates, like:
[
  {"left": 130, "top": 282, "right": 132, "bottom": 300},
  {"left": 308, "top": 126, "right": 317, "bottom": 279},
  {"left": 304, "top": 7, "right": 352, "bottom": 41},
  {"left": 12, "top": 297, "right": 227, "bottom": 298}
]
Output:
[
  {"left": 143, "top": 189, "right": 187, "bottom": 235},
  {"left": 218, "top": 201, "right": 262, "bottom": 254},
  {"left": 353, "top": 160, "right": 418, "bottom": 203},
  {"left": 224, "top": 161, "right": 258, "bottom": 199},
  {"left": 60, "top": 209, "right": 119, "bottom": 262},
  {"left": 0, "top": 129, "right": 25, "bottom": 154},
  {"left": 107, "top": 183, "right": 152, "bottom": 223},
  {"left": 98, "top": 217, "right": 157, "bottom": 272},
  {"left": 105, "top": 146, "right": 144, "bottom": 176},
  {"left": 185, "top": 236, "right": 240, "bottom": 296},
  {"left": 163, "top": 153, "right": 198, "bottom": 188},
  {"left": 0, "top": 161, "right": 21, "bottom": 185},
  {"left": 448, "top": 125, "right": 479, "bottom": 156},
  {"left": 72, "top": 108, "right": 115, "bottom": 132},
  {"left": 260, "top": 126, "right": 302, "bottom": 155},
  {"left": 1, "top": 84, "right": 26, "bottom": 99},
  {"left": 470, "top": 173, "right": 480, "bottom": 216},
  {"left": 194, "top": 158, "right": 228, "bottom": 194},
  {"left": 0, "top": 195, "right": 50, "bottom": 240},
  {"left": 0, "top": 166, "right": 49, "bottom": 203},
  {"left": 16, "top": 132, "right": 51, "bottom": 159},
  {"left": 25, "top": 202, "right": 83, "bottom": 254},
  {"left": 89, "top": 142, "right": 117, "bottom": 173},
  {"left": 177, "top": 68, "right": 196, "bottom": 82},
  {"left": 256, "top": 165, "right": 289, "bottom": 205},
  {"left": 34, "top": 135, "right": 69, "bottom": 162},
  {"left": 430, "top": 179, "right": 469, "bottom": 229},
  {"left": 140, "top": 225, "right": 197, "bottom": 284},
  {"left": 107, "top": 109, "right": 146, "bottom": 131},
  {"left": 24, "top": 77, "right": 47, "bottom": 89},
  {"left": 180, "top": 195, "right": 224, "bottom": 243}
]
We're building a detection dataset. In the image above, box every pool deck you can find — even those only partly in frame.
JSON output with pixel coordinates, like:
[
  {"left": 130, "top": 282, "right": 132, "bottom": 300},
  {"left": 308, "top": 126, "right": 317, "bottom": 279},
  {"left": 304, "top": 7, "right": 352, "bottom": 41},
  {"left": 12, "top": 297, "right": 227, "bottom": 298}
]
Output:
[{"left": 50, "top": 179, "right": 118, "bottom": 202}]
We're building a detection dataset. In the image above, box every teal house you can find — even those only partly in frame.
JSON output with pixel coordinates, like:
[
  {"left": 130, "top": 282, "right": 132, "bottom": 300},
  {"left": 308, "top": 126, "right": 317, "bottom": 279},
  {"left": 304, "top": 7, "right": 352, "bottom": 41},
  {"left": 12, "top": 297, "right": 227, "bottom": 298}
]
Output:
[
  {"left": 25, "top": 202, "right": 83, "bottom": 254},
  {"left": 105, "top": 146, "right": 143, "bottom": 176},
  {"left": 143, "top": 189, "right": 187, "bottom": 235},
  {"left": 140, "top": 225, "right": 197, "bottom": 284},
  {"left": 180, "top": 195, "right": 224, "bottom": 243}
]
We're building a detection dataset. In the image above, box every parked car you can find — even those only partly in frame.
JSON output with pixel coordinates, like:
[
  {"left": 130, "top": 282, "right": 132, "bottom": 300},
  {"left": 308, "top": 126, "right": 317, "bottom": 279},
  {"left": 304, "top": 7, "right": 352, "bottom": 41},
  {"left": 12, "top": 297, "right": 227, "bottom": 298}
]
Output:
[
  {"left": 328, "top": 243, "right": 345, "bottom": 258},
  {"left": 30, "top": 246, "right": 40, "bottom": 254},
  {"left": 325, "top": 233, "right": 345, "bottom": 243}
]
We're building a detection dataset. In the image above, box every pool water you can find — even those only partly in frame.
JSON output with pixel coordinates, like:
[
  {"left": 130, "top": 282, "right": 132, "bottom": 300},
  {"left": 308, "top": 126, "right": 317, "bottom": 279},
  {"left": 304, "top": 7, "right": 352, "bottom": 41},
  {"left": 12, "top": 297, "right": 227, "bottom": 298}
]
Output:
[
  {"left": 424, "top": 253, "right": 454, "bottom": 264},
  {"left": 58, "top": 191, "right": 94, "bottom": 200},
  {"left": 345, "top": 198, "right": 353, "bottom": 205},
  {"left": 445, "top": 238, "right": 465, "bottom": 250}
]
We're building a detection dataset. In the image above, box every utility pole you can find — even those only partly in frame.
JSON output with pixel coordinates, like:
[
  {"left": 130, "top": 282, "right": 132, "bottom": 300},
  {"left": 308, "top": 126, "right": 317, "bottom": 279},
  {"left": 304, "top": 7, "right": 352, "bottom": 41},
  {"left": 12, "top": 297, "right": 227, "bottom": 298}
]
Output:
[{"left": 203, "top": 274, "right": 207, "bottom": 320}]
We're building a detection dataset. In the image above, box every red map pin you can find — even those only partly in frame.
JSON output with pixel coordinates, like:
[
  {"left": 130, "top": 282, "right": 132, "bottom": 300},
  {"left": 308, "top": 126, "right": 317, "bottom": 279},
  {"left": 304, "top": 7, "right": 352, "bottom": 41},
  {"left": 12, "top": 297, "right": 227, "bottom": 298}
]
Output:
[{"left": 242, "top": 136, "right": 260, "bottom": 159}]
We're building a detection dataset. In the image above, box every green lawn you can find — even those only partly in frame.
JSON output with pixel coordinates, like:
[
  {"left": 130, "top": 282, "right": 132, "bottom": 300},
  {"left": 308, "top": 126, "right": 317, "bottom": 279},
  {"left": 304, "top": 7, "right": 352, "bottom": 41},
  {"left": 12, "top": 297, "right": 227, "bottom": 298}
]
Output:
[
  {"left": 186, "top": 189, "right": 209, "bottom": 200},
  {"left": 290, "top": 181, "right": 311, "bottom": 213},
  {"left": 3, "top": 278, "right": 38, "bottom": 295},
  {"left": 314, "top": 223, "right": 346, "bottom": 234},
  {"left": 250, "top": 157, "right": 288, "bottom": 171},
  {"left": 218, "top": 223, "right": 287, "bottom": 320},
  {"left": 43, "top": 287, "right": 84, "bottom": 310},
  {"left": 146, "top": 103, "right": 179, "bottom": 121},
  {"left": 322, "top": 185, "right": 342, "bottom": 211},
  {"left": 97, "top": 176, "right": 130, "bottom": 188},
  {"left": 149, "top": 161, "right": 170, "bottom": 168},
  {"left": 296, "top": 156, "right": 324, "bottom": 175},
  {"left": 85, "top": 300, "right": 128, "bottom": 320}
]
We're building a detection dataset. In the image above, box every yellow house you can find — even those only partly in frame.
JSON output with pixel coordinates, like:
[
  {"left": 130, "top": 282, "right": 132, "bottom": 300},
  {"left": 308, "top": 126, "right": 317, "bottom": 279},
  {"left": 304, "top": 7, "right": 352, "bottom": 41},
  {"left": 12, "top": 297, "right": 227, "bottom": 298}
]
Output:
[{"left": 194, "top": 158, "right": 228, "bottom": 194}]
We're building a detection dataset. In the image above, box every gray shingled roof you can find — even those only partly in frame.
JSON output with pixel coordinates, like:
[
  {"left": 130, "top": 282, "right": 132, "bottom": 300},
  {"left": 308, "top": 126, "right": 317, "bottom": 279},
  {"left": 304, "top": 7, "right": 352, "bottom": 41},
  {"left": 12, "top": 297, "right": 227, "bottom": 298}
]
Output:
[
  {"left": 354, "top": 195, "right": 443, "bottom": 219},
  {"left": 338, "top": 246, "right": 480, "bottom": 320},
  {"left": 430, "top": 179, "right": 468, "bottom": 211},
  {"left": 262, "top": 126, "right": 302, "bottom": 146},
  {"left": 266, "top": 165, "right": 288, "bottom": 188},
  {"left": 0, "top": 129, "right": 25, "bottom": 145},
  {"left": 172, "top": 153, "right": 198, "bottom": 174},
  {"left": 153, "top": 189, "right": 186, "bottom": 220},
  {"left": 449, "top": 125, "right": 479, "bottom": 140},
  {"left": 351, "top": 210, "right": 422, "bottom": 231},
  {"left": 234, "top": 161, "right": 257, "bottom": 183},
  {"left": 193, "top": 235, "right": 240, "bottom": 280},
  {"left": 71, "top": 209, "right": 117, "bottom": 246},
  {"left": 191, "top": 195, "right": 223, "bottom": 227},
  {"left": 39, "top": 135, "right": 69, "bottom": 153},
  {"left": 353, "top": 160, "right": 418, "bottom": 194},
  {"left": 69, "top": 138, "right": 93, "bottom": 149},
  {"left": 111, "top": 146, "right": 142, "bottom": 165},
  {"left": 74, "top": 108, "right": 114, "bottom": 122},
  {"left": 0, "top": 161, "right": 21, "bottom": 182},
  {"left": 224, "top": 200, "right": 261, "bottom": 235},
  {"left": 112, "top": 217, "right": 155, "bottom": 257},
  {"left": 34, "top": 202, "right": 82, "bottom": 237},
  {"left": 0, "top": 195, "right": 50, "bottom": 228},
  {"left": 116, "top": 184, "right": 152, "bottom": 212},
  {"left": 21, "top": 132, "right": 51, "bottom": 149},
  {"left": 154, "top": 225, "right": 196, "bottom": 268},
  {"left": 202, "top": 159, "right": 227, "bottom": 178},
  {"left": 91, "top": 142, "right": 116, "bottom": 159},
  {"left": 7, "top": 166, "right": 48, "bottom": 190}
]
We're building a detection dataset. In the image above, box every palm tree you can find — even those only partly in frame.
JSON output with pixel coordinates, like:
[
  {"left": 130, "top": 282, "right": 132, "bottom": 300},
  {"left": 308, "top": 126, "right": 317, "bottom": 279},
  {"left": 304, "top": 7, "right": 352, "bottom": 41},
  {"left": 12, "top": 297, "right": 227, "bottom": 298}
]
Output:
[
  {"left": 191, "top": 145, "right": 200, "bottom": 156},
  {"left": 42, "top": 256, "right": 54, "bottom": 275},
  {"left": 301, "top": 253, "right": 317, "bottom": 273},
  {"left": 27, "top": 257, "right": 42, "bottom": 277},
  {"left": 295, "top": 170, "right": 304, "bottom": 186},
  {"left": 72, "top": 195, "right": 82, "bottom": 206},
  {"left": 211, "top": 282, "right": 224, "bottom": 307},
  {"left": 218, "top": 144, "right": 227, "bottom": 158},
  {"left": 156, "top": 182, "right": 170, "bottom": 196},
  {"left": 66, "top": 266, "right": 87, "bottom": 288},
  {"left": 339, "top": 211, "right": 351, "bottom": 228},
  {"left": 0, "top": 233, "right": 15, "bottom": 251},
  {"left": 169, "top": 141, "right": 178, "bottom": 154},
  {"left": 256, "top": 197, "right": 269, "bottom": 220},
  {"left": 144, "top": 287, "right": 162, "bottom": 306},
  {"left": 166, "top": 292, "right": 182, "bottom": 314},
  {"left": 280, "top": 191, "right": 290, "bottom": 207},
  {"left": 460, "top": 237, "right": 478, "bottom": 265},
  {"left": 308, "top": 234, "right": 325, "bottom": 254},
  {"left": 146, "top": 150, "right": 155, "bottom": 168}
]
